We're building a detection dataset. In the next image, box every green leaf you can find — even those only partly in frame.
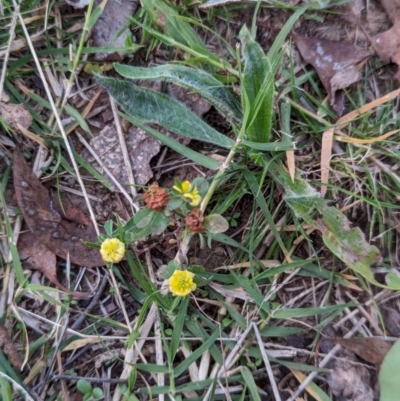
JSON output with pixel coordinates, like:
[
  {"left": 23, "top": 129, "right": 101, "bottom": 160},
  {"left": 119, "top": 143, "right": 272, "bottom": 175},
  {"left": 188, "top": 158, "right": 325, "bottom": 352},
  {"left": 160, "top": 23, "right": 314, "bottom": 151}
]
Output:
[
  {"left": 166, "top": 198, "right": 184, "bottom": 210},
  {"left": 77, "top": 379, "right": 92, "bottom": 395},
  {"left": 379, "top": 339, "right": 400, "bottom": 401},
  {"left": 160, "top": 261, "right": 181, "bottom": 280},
  {"left": 134, "top": 208, "right": 155, "bottom": 228},
  {"left": 240, "top": 25, "right": 274, "bottom": 143},
  {"left": 242, "top": 139, "right": 294, "bottom": 151},
  {"left": 97, "top": 76, "right": 234, "bottom": 148},
  {"left": 260, "top": 326, "right": 304, "bottom": 337},
  {"left": 169, "top": 296, "right": 190, "bottom": 363},
  {"left": 0, "top": 377, "right": 12, "bottom": 401},
  {"left": 119, "top": 111, "right": 220, "bottom": 170},
  {"left": 313, "top": 198, "right": 382, "bottom": 286},
  {"left": 213, "top": 233, "right": 249, "bottom": 253},
  {"left": 253, "top": 259, "right": 315, "bottom": 281},
  {"left": 241, "top": 367, "right": 262, "bottom": 401},
  {"left": 273, "top": 303, "right": 354, "bottom": 319},
  {"left": 151, "top": 212, "right": 169, "bottom": 235},
  {"left": 267, "top": 6, "right": 309, "bottom": 60},
  {"left": 88, "top": 0, "right": 106, "bottom": 30},
  {"left": 135, "top": 363, "right": 170, "bottom": 374},
  {"left": 192, "top": 177, "right": 210, "bottom": 197},
  {"left": 104, "top": 220, "right": 114, "bottom": 236},
  {"left": 204, "top": 214, "right": 229, "bottom": 234},
  {"left": 268, "top": 161, "right": 389, "bottom": 288},
  {"left": 141, "top": 0, "right": 212, "bottom": 60},
  {"left": 174, "top": 329, "right": 220, "bottom": 377},
  {"left": 114, "top": 63, "right": 242, "bottom": 120},
  {"left": 125, "top": 224, "right": 153, "bottom": 242},
  {"left": 243, "top": 169, "right": 291, "bottom": 261},
  {"left": 92, "top": 387, "right": 104, "bottom": 400}
]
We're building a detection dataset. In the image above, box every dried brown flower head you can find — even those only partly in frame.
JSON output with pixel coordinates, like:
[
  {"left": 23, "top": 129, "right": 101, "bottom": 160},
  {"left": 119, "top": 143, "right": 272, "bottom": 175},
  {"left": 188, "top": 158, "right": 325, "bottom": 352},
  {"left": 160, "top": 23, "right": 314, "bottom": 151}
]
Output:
[
  {"left": 143, "top": 184, "right": 169, "bottom": 211},
  {"left": 185, "top": 209, "right": 205, "bottom": 233}
]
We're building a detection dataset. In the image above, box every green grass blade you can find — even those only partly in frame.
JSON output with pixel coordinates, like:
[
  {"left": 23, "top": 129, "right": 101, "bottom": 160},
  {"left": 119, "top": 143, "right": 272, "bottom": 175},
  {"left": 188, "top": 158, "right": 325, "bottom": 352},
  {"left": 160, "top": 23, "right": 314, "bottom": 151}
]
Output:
[
  {"left": 241, "top": 367, "right": 262, "bottom": 401},
  {"left": 174, "top": 328, "right": 219, "bottom": 377},
  {"left": 169, "top": 296, "right": 190, "bottom": 363},
  {"left": 242, "top": 139, "right": 294, "bottom": 151},
  {"left": 141, "top": 0, "right": 211, "bottom": 58},
  {"left": 267, "top": 6, "right": 309, "bottom": 60},
  {"left": 273, "top": 302, "right": 354, "bottom": 319},
  {"left": 253, "top": 259, "right": 314, "bottom": 281},
  {"left": 243, "top": 169, "right": 291, "bottom": 260},
  {"left": 0, "top": 170, "right": 25, "bottom": 285}
]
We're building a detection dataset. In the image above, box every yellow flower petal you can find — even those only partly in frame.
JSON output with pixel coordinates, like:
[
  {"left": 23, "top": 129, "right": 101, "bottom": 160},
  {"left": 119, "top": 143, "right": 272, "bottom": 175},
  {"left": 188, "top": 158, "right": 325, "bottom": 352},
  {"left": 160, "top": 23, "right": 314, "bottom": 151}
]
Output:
[
  {"left": 181, "top": 181, "right": 192, "bottom": 192},
  {"left": 168, "top": 270, "right": 196, "bottom": 297},
  {"left": 100, "top": 238, "right": 125, "bottom": 263}
]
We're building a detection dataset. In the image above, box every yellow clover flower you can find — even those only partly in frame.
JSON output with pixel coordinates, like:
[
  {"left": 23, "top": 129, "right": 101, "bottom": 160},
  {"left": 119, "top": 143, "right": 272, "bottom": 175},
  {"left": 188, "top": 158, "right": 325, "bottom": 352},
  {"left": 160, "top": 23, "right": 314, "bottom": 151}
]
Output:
[
  {"left": 173, "top": 180, "right": 201, "bottom": 207},
  {"left": 168, "top": 270, "right": 196, "bottom": 297},
  {"left": 100, "top": 238, "right": 125, "bottom": 263}
]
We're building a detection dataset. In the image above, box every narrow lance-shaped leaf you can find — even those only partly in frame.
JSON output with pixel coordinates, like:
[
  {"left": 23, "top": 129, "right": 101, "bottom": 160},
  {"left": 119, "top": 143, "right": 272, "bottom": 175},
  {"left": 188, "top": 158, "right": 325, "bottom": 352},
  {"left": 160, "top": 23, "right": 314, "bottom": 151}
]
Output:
[
  {"left": 114, "top": 63, "right": 242, "bottom": 121},
  {"left": 97, "top": 76, "right": 234, "bottom": 149},
  {"left": 240, "top": 25, "right": 274, "bottom": 143},
  {"left": 379, "top": 339, "right": 400, "bottom": 401},
  {"left": 267, "top": 161, "right": 395, "bottom": 289}
]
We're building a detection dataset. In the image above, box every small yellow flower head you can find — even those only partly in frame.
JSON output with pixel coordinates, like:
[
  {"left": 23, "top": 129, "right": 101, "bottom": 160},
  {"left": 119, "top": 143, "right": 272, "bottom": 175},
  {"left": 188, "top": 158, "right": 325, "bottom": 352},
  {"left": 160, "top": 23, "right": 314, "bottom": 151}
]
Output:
[
  {"left": 168, "top": 270, "right": 196, "bottom": 297},
  {"left": 172, "top": 180, "right": 202, "bottom": 207},
  {"left": 100, "top": 238, "right": 125, "bottom": 263}
]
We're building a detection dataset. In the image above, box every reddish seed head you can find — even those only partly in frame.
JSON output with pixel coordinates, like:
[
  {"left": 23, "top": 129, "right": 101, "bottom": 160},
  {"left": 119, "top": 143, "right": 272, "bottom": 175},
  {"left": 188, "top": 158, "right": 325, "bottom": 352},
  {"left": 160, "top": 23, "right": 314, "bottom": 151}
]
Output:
[
  {"left": 143, "top": 184, "right": 170, "bottom": 211},
  {"left": 185, "top": 209, "right": 205, "bottom": 233}
]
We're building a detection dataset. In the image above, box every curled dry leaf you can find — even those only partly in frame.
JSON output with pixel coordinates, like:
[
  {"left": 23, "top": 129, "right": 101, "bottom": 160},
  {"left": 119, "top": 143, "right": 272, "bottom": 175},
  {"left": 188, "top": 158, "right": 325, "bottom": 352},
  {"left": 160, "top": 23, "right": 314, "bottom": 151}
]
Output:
[
  {"left": 0, "top": 324, "right": 22, "bottom": 370},
  {"left": 13, "top": 147, "right": 103, "bottom": 267},
  {"left": 293, "top": 35, "right": 370, "bottom": 115},
  {"left": 371, "top": 0, "right": 400, "bottom": 80},
  {"left": 325, "top": 348, "right": 374, "bottom": 401},
  {"left": 18, "top": 228, "right": 91, "bottom": 299},
  {"left": 336, "top": 337, "right": 392, "bottom": 365}
]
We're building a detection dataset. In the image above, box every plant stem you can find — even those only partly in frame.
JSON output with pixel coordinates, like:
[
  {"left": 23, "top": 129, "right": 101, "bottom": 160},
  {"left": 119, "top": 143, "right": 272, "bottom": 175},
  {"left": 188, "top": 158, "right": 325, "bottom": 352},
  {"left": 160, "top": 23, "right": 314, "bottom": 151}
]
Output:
[{"left": 200, "top": 139, "right": 242, "bottom": 213}]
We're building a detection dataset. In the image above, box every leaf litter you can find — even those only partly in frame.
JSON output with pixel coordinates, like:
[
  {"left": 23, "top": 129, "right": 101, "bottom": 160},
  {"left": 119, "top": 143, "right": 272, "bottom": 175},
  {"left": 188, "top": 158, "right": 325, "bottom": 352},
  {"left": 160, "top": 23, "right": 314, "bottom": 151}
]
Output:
[
  {"left": 13, "top": 147, "right": 104, "bottom": 297},
  {"left": 0, "top": 92, "right": 33, "bottom": 133},
  {"left": 293, "top": 35, "right": 370, "bottom": 116},
  {"left": 371, "top": 0, "right": 400, "bottom": 80}
]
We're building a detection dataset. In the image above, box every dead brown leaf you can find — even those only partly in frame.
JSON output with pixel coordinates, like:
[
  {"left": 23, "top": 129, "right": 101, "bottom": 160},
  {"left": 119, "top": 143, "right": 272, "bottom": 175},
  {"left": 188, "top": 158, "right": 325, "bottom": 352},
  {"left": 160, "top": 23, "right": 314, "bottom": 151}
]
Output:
[
  {"left": 13, "top": 147, "right": 103, "bottom": 267},
  {"left": 285, "top": 150, "right": 295, "bottom": 182},
  {"left": 91, "top": 0, "right": 139, "bottom": 61},
  {"left": 0, "top": 324, "right": 22, "bottom": 370},
  {"left": 83, "top": 123, "right": 161, "bottom": 189},
  {"left": 326, "top": 349, "right": 374, "bottom": 401},
  {"left": 371, "top": 0, "right": 400, "bottom": 80},
  {"left": 381, "top": 306, "right": 400, "bottom": 336},
  {"left": 0, "top": 99, "right": 32, "bottom": 132},
  {"left": 293, "top": 35, "right": 370, "bottom": 115},
  {"left": 336, "top": 337, "right": 392, "bottom": 365},
  {"left": 18, "top": 227, "right": 91, "bottom": 299},
  {"left": 320, "top": 127, "right": 334, "bottom": 198}
]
